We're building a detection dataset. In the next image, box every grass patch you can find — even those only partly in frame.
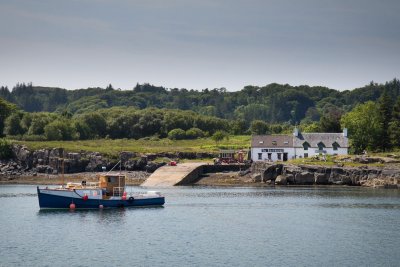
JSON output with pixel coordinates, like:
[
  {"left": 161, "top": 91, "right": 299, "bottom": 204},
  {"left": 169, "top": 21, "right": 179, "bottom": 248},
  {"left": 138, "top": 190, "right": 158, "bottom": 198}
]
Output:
[{"left": 12, "top": 136, "right": 251, "bottom": 157}]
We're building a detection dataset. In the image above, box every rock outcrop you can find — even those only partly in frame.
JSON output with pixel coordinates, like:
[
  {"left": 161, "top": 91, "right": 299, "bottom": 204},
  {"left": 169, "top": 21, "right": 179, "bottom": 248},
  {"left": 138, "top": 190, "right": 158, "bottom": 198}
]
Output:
[
  {"left": 253, "top": 161, "right": 399, "bottom": 188},
  {"left": 1, "top": 145, "right": 217, "bottom": 177}
]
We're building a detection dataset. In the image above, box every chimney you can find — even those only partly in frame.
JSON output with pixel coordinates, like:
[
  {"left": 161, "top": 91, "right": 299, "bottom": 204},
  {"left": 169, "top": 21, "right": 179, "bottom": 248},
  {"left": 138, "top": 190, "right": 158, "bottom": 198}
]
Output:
[
  {"left": 293, "top": 127, "right": 299, "bottom": 137},
  {"left": 343, "top": 128, "right": 348, "bottom": 137}
]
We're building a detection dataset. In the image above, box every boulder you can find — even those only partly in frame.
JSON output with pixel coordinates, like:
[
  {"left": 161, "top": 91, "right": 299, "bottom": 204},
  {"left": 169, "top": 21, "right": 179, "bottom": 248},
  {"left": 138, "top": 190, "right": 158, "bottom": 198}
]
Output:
[
  {"left": 12, "top": 145, "right": 33, "bottom": 168},
  {"left": 294, "top": 172, "right": 314, "bottom": 185},
  {"left": 252, "top": 173, "right": 262, "bottom": 182},
  {"left": 275, "top": 175, "right": 287, "bottom": 185},
  {"left": 286, "top": 174, "right": 295, "bottom": 184},
  {"left": 315, "top": 173, "right": 329, "bottom": 184},
  {"left": 262, "top": 164, "right": 283, "bottom": 182}
]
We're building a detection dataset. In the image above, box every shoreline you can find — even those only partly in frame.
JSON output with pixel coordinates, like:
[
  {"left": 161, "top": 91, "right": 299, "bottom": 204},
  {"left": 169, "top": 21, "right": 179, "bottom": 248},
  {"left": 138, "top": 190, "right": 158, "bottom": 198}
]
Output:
[{"left": 1, "top": 171, "right": 398, "bottom": 189}]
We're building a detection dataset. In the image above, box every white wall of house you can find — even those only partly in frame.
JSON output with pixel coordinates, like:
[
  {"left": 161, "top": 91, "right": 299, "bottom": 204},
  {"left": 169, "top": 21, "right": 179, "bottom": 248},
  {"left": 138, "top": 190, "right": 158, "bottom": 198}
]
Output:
[
  {"left": 294, "top": 147, "right": 348, "bottom": 159},
  {"left": 251, "top": 147, "right": 296, "bottom": 162}
]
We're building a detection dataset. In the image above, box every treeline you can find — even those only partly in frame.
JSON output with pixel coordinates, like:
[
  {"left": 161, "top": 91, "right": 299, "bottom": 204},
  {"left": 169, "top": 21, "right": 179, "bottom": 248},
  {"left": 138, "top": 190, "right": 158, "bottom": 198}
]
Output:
[
  {"left": 1, "top": 105, "right": 288, "bottom": 141},
  {"left": 1, "top": 79, "right": 400, "bottom": 154},
  {"left": 1, "top": 79, "right": 399, "bottom": 125}
]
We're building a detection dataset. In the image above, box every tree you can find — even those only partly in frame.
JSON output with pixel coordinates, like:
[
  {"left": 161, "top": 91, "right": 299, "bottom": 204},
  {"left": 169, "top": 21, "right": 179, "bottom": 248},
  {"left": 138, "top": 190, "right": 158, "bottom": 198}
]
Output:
[
  {"left": 250, "top": 120, "right": 269, "bottom": 135},
  {"left": 4, "top": 112, "right": 24, "bottom": 136},
  {"left": 319, "top": 107, "right": 343, "bottom": 133},
  {"left": 80, "top": 112, "right": 107, "bottom": 138},
  {"left": 167, "top": 128, "right": 186, "bottom": 140},
  {"left": 185, "top": 128, "right": 205, "bottom": 139},
  {"left": 211, "top": 130, "right": 228, "bottom": 144},
  {"left": 389, "top": 97, "right": 400, "bottom": 147},
  {"left": 44, "top": 119, "right": 76, "bottom": 140},
  {"left": 378, "top": 90, "right": 393, "bottom": 151},
  {"left": 0, "top": 98, "right": 17, "bottom": 137},
  {"left": 341, "top": 101, "right": 381, "bottom": 153}
]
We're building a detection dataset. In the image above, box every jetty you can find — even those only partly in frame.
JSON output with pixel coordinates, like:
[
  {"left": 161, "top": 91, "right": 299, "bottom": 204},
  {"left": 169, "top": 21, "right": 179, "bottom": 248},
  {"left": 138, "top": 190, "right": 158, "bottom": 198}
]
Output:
[{"left": 141, "top": 162, "right": 206, "bottom": 187}]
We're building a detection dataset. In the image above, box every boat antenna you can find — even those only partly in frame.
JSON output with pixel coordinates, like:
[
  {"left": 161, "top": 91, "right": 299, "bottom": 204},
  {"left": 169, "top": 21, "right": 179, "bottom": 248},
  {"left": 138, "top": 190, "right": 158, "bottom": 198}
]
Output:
[{"left": 105, "top": 160, "right": 121, "bottom": 175}]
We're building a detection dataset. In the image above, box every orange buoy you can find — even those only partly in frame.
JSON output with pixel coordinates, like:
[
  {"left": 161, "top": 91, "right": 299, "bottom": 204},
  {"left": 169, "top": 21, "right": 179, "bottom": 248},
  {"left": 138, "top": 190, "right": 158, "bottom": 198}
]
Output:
[
  {"left": 69, "top": 203, "right": 76, "bottom": 209},
  {"left": 99, "top": 204, "right": 104, "bottom": 209},
  {"left": 121, "top": 195, "right": 127, "bottom": 200}
]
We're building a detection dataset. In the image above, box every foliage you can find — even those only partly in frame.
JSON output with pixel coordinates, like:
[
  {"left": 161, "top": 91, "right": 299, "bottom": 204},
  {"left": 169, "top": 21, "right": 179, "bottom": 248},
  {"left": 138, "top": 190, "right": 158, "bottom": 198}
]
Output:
[
  {"left": 2, "top": 79, "right": 399, "bottom": 125},
  {"left": 377, "top": 90, "right": 393, "bottom": 151},
  {"left": 0, "top": 138, "right": 12, "bottom": 159},
  {"left": 168, "top": 128, "right": 186, "bottom": 140},
  {"left": 0, "top": 97, "right": 17, "bottom": 137},
  {"left": 4, "top": 112, "right": 24, "bottom": 136},
  {"left": 211, "top": 130, "right": 228, "bottom": 144},
  {"left": 185, "top": 128, "right": 205, "bottom": 139},
  {"left": 250, "top": 120, "right": 269, "bottom": 135},
  {"left": 389, "top": 97, "right": 400, "bottom": 147},
  {"left": 44, "top": 119, "right": 76, "bottom": 141},
  {"left": 341, "top": 102, "right": 381, "bottom": 153},
  {"left": 2, "top": 79, "right": 400, "bottom": 151}
]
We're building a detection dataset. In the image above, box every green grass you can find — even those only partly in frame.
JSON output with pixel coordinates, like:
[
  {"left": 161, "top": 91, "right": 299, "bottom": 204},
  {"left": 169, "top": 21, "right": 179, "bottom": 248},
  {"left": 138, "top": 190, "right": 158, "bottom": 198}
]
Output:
[{"left": 12, "top": 136, "right": 251, "bottom": 157}]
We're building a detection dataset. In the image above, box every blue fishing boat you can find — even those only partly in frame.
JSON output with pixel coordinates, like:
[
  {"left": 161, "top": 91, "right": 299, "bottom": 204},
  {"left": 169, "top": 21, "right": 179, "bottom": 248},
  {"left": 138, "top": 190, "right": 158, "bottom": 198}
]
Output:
[{"left": 37, "top": 173, "right": 165, "bottom": 209}]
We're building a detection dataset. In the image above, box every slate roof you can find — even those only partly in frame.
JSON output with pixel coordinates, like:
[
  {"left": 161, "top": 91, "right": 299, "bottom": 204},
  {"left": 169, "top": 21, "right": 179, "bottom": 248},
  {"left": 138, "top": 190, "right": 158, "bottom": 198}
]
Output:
[
  {"left": 293, "top": 133, "right": 348, "bottom": 148},
  {"left": 251, "top": 132, "right": 349, "bottom": 148},
  {"left": 251, "top": 135, "right": 293, "bottom": 148}
]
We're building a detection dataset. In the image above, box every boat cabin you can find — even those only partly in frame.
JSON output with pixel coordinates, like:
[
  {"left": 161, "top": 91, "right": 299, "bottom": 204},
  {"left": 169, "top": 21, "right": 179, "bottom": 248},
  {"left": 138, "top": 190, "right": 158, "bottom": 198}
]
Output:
[{"left": 99, "top": 174, "right": 126, "bottom": 196}]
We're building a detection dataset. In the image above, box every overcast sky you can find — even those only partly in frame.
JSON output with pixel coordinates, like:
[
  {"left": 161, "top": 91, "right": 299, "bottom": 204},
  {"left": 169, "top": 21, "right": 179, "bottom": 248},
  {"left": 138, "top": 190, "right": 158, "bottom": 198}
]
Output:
[{"left": 0, "top": 0, "right": 399, "bottom": 91}]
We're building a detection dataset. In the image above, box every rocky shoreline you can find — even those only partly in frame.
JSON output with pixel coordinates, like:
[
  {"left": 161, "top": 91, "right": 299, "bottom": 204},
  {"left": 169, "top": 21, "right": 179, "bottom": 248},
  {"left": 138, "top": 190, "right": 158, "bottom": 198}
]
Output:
[
  {"left": 1, "top": 144, "right": 399, "bottom": 188},
  {"left": 248, "top": 162, "right": 400, "bottom": 188}
]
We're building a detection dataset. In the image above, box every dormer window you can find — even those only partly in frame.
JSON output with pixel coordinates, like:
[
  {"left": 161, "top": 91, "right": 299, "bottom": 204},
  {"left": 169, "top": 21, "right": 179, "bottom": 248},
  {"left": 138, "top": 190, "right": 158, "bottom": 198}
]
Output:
[
  {"left": 317, "top": 142, "right": 326, "bottom": 151},
  {"left": 272, "top": 141, "right": 277, "bottom": 146},
  {"left": 259, "top": 141, "right": 264, "bottom": 144},
  {"left": 332, "top": 142, "right": 340, "bottom": 151},
  {"left": 303, "top": 142, "right": 310, "bottom": 151}
]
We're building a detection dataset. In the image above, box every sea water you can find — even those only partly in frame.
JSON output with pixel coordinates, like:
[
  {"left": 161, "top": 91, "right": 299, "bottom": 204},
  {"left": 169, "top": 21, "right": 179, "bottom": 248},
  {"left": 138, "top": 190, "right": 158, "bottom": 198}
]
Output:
[{"left": 0, "top": 185, "right": 399, "bottom": 267}]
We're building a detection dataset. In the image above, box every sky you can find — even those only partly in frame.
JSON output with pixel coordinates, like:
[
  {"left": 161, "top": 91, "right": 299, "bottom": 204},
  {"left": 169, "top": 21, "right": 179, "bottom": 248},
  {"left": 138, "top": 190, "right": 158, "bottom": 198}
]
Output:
[{"left": 0, "top": 0, "right": 399, "bottom": 91}]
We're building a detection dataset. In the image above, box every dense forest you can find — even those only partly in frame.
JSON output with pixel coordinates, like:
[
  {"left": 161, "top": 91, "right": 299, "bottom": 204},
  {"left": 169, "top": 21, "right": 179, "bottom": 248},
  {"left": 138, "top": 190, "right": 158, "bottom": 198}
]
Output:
[{"left": 0, "top": 79, "right": 399, "bottom": 153}]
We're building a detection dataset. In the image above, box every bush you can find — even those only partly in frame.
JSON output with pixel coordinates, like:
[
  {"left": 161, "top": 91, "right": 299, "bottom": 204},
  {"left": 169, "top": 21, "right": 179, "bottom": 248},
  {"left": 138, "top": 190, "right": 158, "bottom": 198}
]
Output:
[
  {"left": 185, "top": 128, "right": 205, "bottom": 139},
  {"left": 44, "top": 119, "right": 77, "bottom": 140},
  {"left": 168, "top": 128, "right": 186, "bottom": 140},
  {"left": 0, "top": 138, "right": 12, "bottom": 159}
]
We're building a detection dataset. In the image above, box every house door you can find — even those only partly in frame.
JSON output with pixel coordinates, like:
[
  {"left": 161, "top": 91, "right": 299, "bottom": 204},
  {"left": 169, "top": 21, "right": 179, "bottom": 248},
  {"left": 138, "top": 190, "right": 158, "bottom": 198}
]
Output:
[{"left": 283, "top": 153, "right": 288, "bottom": 161}]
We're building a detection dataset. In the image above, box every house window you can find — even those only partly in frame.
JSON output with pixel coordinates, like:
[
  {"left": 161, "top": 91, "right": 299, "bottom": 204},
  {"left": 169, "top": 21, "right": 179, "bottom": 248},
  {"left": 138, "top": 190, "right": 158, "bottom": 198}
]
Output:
[
  {"left": 304, "top": 153, "right": 308, "bottom": 158},
  {"left": 317, "top": 142, "right": 325, "bottom": 151},
  {"left": 303, "top": 142, "right": 310, "bottom": 151},
  {"left": 267, "top": 153, "right": 272, "bottom": 160},
  {"left": 332, "top": 142, "right": 339, "bottom": 151},
  {"left": 258, "top": 153, "right": 262, "bottom": 160},
  {"left": 277, "top": 153, "right": 282, "bottom": 160}
]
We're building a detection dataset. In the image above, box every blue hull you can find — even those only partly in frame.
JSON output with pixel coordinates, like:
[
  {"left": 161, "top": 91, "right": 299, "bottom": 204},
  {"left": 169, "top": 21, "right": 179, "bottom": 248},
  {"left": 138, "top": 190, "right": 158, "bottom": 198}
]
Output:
[{"left": 37, "top": 187, "right": 165, "bottom": 209}]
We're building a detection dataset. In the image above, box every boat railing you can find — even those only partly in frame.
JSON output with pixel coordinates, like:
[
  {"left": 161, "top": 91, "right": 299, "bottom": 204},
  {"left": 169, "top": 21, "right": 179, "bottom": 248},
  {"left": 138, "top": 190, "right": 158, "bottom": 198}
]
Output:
[
  {"left": 113, "top": 187, "right": 124, "bottom": 196},
  {"left": 65, "top": 181, "right": 100, "bottom": 189}
]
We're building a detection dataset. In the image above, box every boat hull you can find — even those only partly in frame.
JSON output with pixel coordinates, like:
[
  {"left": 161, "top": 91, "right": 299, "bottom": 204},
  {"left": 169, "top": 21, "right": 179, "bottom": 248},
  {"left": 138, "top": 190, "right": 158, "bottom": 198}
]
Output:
[{"left": 37, "top": 187, "right": 165, "bottom": 209}]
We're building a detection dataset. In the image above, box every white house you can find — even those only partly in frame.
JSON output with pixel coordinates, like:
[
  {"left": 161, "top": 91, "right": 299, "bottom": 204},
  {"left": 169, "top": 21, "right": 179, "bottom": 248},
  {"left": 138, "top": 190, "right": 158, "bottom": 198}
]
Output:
[
  {"left": 251, "top": 135, "right": 295, "bottom": 162},
  {"left": 251, "top": 128, "right": 349, "bottom": 162}
]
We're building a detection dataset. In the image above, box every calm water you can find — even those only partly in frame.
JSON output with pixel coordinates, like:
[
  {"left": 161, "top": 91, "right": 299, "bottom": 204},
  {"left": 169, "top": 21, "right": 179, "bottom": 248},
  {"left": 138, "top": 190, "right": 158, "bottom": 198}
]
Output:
[{"left": 0, "top": 185, "right": 399, "bottom": 267}]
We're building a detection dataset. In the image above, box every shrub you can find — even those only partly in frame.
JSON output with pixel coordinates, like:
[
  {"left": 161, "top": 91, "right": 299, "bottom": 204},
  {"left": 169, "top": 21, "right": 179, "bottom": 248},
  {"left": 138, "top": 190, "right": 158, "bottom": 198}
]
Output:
[
  {"left": 168, "top": 128, "right": 186, "bottom": 140},
  {"left": 185, "top": 128, "right": 205, "bottom": 139},
  {"left": 0, "top": 138, "right": 12, "bottom": 159}
]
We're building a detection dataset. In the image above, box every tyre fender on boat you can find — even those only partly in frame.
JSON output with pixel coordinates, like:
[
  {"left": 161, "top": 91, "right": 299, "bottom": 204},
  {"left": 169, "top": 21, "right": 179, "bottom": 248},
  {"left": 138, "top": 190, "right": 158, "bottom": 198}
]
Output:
[{"left": 128, "top": 196, "right": 134, "bottom": 202}]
